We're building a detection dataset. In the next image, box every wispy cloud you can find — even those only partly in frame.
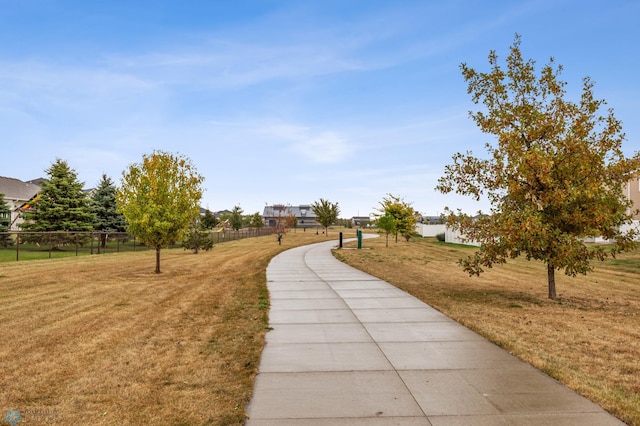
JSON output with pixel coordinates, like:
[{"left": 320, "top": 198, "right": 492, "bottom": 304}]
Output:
[
  {"left": 103, "top": 37, "right": 377, "bottom": 91},
  {"left": 0, "top": 59, "right": 154, "bottom": 98},
  {"left": 261, "top": 123, "right": 354, "bottom": 164},
  {"left": 292, "top": 131, "right": 353, "bottom": 163}
]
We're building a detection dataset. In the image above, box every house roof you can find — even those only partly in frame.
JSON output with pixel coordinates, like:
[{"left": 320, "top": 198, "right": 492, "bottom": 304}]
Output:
[{"left": 0, "top": 176, "right": 41, "bottom": 202}]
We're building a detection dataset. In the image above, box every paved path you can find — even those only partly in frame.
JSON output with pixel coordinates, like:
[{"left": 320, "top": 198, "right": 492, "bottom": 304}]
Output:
[{"left": 245, "top": 239, "right": 624, "bottom": 425}]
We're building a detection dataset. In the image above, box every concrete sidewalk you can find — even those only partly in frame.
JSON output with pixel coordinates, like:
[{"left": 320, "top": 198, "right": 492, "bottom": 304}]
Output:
[{"left": 245, "top": 239, "right": 624, "bottom": 425}]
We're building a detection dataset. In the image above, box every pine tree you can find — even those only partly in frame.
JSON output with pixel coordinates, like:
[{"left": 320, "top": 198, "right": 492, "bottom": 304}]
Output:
[
  {"left": 230, "top": 205, "right": 244, "bottom": 231},
  {"left": 20, "top": 159, "right": 96, "bottom": 232},
  {"left": 182, "top": 216, "right": 214, "bottom": 254},
  {"left": 92, "top": 174, "right": 127, "bottom": 232},
  {"left": 201, "top": 209, "right": 219, "bottom": 229},
  {"left": 92, "top": 174, "right": 127, "bottom": 248}
]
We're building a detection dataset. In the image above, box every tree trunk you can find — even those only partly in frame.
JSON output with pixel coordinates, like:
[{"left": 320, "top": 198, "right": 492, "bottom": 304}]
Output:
[
  {"left": 155, "top": 246, "right": 161, "bottom": 274},
  {"left": 547, "top": 264, "right": 556, "bottom": 300}
]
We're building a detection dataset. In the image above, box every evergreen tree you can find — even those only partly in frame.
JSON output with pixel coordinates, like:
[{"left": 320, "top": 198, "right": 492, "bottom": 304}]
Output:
[
  {"left": 201, "top": 209, "right": 219, "bottom": 229},
  {"left": 92, "top": 174, "right": 127, "bottom": 248},
  {"left": 92, "top": 174, "right": 127, "bottom": 232},
  {"left": 182, "top": 216, "right": 214, "bottom": 254},
  {"left": 0, "top": 193, "right": 12, "bottom": 247},
  {"left": 20, "top": 159, "right": 95, "bottom": 232},
  {"left": 230, "top": 205, "right": 244, "bottom": 231}
]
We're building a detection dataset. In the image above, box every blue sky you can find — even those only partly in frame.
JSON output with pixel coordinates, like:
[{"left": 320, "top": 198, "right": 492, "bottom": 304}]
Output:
[{"left": 1, "top": 0, "right": 638, "bottom": 218}]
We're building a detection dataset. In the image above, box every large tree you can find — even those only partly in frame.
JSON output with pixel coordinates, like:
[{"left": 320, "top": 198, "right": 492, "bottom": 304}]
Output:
[
  {"left": 375, "top": 194, "right": 416, "bottom": 243},
  {"left": 20, "top": 159, "right": 95, "bottom": 232},
  {"left": 92, "top": 174, "right": 127, "bottom": 231},
  {"left": 436, "top": 35, "right": 640, "bottom": 299},
  {"left": 117, "top": 151, "right": 204, "bottom": 273},
  {"left": 311, "top": 198, "right": 340, "bottom": 236}
]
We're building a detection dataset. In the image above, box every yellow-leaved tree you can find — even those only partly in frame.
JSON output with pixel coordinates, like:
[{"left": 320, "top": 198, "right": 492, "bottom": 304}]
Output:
[
  {"left": 436, "top": 35, "right": 640, "bottom": 299},
  {"left": 117, "top": 150, "right": 204, "bottom": 273},
  {"left": 375, "top": 194, "right": 416, "bottom": 244}
]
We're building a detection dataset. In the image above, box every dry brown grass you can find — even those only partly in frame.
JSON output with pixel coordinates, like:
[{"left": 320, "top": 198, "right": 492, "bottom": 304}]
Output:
[
  {"left": 4, "top": 229, "right": 637, "bottom": 424},
  {"left": 335, "top": 236, "right": 640, "bottom": 426},
  {"left": 0, "top": 231, "right": 337, "bottom": 425}
]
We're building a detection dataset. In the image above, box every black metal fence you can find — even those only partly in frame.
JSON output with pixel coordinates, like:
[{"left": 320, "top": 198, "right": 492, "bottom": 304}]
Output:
[{"left": 0, "top": 228, "right": 277, "bottom": 262}]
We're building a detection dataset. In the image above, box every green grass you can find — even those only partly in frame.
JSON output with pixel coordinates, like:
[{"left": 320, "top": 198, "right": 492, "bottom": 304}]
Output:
[
  {"left": 0, "top": 241, "right": 151, "bottom": 262},
  {"left": 606, "top": 257, "right": 640, "bottom": 274},
  {"left": 0, "top": 248, "right": 78, "bottom": 262},
  {"left": 434, "top": 240, "right": 476, "bottom": 250}
]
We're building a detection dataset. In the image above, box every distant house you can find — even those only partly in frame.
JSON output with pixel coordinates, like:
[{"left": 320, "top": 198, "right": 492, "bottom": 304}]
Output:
[
  {"left": 350, "top": 216, "right": 371, "bottom": 228},
  {"left": 0, "top": 176, "right": 41, "bottom": 230},
  {"left": 621, "top": 176, "right": 640, "bottom": 240},
  {"left": 625, "top": 176, "right": 640, "bottom": 221},
  {"left": 262, "top": 204, "right": 321, "bottom": 229},
  {"left": 418, "top": 215, "right": 443, "bottom": 225}
]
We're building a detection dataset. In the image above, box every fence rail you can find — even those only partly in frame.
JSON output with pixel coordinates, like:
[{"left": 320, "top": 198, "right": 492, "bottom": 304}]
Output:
[{"left": 0, "top": 228, "right": 277, "bottom": 262}]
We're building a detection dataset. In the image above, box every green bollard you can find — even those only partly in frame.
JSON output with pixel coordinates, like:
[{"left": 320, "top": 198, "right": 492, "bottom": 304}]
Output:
[{"left": 357, "top": 230, "right": 362, "bottom": 249}]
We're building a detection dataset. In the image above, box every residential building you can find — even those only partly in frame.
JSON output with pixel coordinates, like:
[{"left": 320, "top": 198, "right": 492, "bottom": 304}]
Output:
[
  {"left": 350, "top": 216, "right": 371, "bottom": 228},
  {"left": 0, "top": 176, "right": 41, "bottom": 230},
  {"left": 418, "top": 215, "right": 444, "bottom": 225},
  {"left": 262, "top": 204, "right": 321, "bottom": 229},
  {"left": 625, "top": 176, "right": 640, "bottom": 220}
]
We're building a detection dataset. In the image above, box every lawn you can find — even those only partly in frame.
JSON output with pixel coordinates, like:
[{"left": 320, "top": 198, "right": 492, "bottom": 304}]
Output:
[
  {"left": 0, "top": 230, "right": 336, "bottom": 425},
  {"left": 335, "top": 235, "right": 640, "bottom": 426},
  {"left": 0, "top": 234, "right": 151, "bottom": 262}
]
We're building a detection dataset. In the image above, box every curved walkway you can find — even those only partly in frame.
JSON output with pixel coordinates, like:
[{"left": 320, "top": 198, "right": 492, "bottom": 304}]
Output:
[{"left": 245, "top": 239, "right": 624, "bottom": 425}]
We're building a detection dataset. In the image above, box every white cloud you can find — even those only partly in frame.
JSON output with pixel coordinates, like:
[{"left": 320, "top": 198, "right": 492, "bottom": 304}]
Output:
[
  {"left": 0, "top": 60, "right": 154, "bottom": 98},
  {"left": 292, "top": 131, "right": 353, "bottom": 163},
  {"left": 260, "top": 123, "right": 353, "bottom": 164}
]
